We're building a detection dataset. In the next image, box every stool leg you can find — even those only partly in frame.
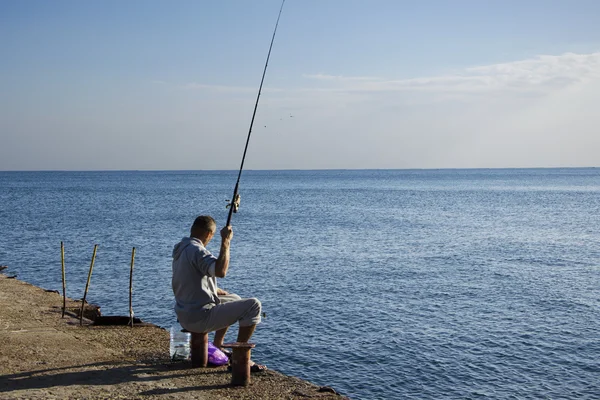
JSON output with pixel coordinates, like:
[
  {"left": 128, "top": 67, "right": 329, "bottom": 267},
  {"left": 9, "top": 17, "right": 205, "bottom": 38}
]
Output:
[
  {"left": 191, "top": 332, "right": 208, "bottom": 368},
  {"left": 230, "top": 347, "right": 252, "bottom": 386}
]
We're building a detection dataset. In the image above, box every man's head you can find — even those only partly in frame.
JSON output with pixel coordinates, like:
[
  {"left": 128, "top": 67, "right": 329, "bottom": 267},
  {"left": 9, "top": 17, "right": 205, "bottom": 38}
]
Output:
[{"left": 190, "top": 215, "right": 217, "bottom": 245}]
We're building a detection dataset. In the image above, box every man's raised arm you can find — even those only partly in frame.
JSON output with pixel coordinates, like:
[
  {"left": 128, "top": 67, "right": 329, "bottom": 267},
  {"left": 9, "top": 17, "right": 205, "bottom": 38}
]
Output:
[{"left": 215, "top": 225, "right": 233, "bottom": 278}]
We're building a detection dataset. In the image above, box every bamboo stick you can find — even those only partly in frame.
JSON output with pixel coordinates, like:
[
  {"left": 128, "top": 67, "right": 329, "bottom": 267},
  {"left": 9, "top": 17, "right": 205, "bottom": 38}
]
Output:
[
  {"left": 80, "top": 244, "right": 98, "bottom": 326},
  {"left": 129, "top": 247, "right": 136, "bottom": 327},
  {"left": 61, "top": 241, "right": 66, "bottom": 318}
]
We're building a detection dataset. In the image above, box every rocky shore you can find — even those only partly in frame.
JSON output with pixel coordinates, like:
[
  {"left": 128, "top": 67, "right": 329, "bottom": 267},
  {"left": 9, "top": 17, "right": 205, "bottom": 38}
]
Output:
[{"left": 0, "top": 273, "right": 347, "bottom": 399}]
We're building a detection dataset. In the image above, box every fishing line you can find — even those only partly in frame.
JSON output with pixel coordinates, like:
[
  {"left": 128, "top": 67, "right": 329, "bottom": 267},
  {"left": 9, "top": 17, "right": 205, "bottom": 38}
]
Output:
[{"left": 226, "top": 0, "right": 286, "bottom": 226}]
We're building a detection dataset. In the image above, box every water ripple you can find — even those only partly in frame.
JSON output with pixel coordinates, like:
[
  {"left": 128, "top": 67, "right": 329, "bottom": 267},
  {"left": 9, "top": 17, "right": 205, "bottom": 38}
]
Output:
[{"left": 1, "top": 169, "right": 599, "bottom": 399}]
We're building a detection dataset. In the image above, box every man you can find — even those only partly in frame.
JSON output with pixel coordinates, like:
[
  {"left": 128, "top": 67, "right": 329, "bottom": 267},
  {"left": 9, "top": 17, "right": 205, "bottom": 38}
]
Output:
[{"left": 172, "top": 215, "right": 266, "bottom": 371}]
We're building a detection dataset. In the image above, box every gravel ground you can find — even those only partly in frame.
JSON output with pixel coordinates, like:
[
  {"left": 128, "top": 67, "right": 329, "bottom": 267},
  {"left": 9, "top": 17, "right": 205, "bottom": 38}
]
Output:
[{"left": 0, "top": 274, "right": 347, "bottom": 399}]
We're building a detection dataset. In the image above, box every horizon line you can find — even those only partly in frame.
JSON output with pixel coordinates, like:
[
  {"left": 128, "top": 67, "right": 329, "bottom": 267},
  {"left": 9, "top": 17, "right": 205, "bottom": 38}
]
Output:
[{"left": 0, "top": 166, "right": 598, "bottom": 173}]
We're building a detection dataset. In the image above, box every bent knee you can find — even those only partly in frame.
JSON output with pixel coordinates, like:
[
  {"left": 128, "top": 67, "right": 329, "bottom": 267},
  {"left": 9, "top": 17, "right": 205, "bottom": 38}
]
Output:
[
  {"left": 245, "top": 297, "right": 261, "bottom": 317},
  {"left": 249, "top": 297, "right": 261, "bottom": 311}
]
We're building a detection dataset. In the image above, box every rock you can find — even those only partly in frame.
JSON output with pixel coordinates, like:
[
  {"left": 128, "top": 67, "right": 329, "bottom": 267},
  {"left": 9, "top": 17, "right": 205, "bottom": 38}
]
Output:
[
  {"left": 291, "top": 389, "right": 311, "bottom": 397},
  {"left": 318, "top": 386, "right": 338, "bottom": 394},
  {"left": 67, "top": 301, "right": 102, "bottom": 321}
]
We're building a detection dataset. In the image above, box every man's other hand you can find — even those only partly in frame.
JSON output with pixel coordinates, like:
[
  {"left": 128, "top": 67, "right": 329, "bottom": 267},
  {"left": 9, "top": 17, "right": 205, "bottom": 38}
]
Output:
[{"left": 221, "top": 225, "right": 233, "bottom": 241}]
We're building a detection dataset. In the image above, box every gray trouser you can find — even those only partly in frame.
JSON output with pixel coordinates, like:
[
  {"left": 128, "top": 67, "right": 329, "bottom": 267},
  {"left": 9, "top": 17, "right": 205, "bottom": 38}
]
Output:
[{"left": 181, "top": 293, "right": 261, "bottom": 333}]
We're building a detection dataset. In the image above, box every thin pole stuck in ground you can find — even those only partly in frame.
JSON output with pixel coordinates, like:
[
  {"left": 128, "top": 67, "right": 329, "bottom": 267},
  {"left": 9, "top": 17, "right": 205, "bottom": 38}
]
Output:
[
  {"left": 61, "top": 241, "right": 66, "bottom": 318},
  {"left": 80, "top": 244, "right": 98, "bottom": 326},
  {"left": 129, "top": 247, "right": 136, "bottom": 327}
]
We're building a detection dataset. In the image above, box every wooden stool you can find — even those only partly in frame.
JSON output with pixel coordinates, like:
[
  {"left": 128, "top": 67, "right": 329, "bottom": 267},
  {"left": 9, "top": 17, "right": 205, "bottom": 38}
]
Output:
[
  {"left": 222, "top": 342, "right": 256, "bottom": 386},
  {"left": 190, "top": 332, "right": 209, "bottom": 368}
]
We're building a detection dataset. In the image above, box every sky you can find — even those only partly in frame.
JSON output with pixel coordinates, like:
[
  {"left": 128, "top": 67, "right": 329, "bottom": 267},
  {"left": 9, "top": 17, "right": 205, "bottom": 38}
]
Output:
[{"left": 1, "top": 0, "right": 599, "bottom": 170}]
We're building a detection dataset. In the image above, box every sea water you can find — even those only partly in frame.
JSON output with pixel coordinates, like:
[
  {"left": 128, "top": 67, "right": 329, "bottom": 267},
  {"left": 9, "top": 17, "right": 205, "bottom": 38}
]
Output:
[{"left": 1, "top": 169, "right": 599, "bottom": 399}]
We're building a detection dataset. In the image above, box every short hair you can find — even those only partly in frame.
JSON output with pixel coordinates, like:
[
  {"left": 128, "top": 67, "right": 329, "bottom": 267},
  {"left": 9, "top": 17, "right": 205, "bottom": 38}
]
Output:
[{"left": 191, "top": 215, "right": 216, "bottom": 235}]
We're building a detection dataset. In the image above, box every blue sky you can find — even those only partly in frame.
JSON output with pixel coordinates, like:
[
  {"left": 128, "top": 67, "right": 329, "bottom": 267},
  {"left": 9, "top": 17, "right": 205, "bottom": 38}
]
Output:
[{"left": 1, "top": 0, "right": 599, "bottom": 170}]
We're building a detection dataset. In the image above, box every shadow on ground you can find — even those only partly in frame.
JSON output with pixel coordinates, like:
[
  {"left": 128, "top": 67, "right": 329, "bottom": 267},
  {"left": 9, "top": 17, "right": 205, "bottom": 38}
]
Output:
[{"left": 0, "top": 361, "right": 229, "bottom": 393}]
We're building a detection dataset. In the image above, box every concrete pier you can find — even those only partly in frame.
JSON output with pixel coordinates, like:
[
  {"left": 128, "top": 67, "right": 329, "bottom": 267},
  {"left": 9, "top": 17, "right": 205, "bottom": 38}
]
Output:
[{"left": 0, "top": 274, "right": 346, "bottom": 399}]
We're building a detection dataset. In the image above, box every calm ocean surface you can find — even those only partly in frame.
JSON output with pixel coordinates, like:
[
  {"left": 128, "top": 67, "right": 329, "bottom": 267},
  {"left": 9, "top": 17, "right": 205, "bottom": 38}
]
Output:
[{"left": 1, "top": 169, "right": 599, "bottom": 399}]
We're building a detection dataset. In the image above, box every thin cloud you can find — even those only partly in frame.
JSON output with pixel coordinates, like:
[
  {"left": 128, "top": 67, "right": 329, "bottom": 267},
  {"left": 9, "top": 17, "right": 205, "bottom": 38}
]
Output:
[
  {"left": 182, "top": 82, "right": 286, "bottom": 94},
  {"left": 174, "top": 52, "right": 600, "bottom": 103},
  {"left": 183, "top": 82, "right": 256, "bottom": 93},
  {"left": 302, "top": 73, "right": 382, "bottom": 82},
  {"left": 303, "top": 52, "right": 600, "bottom": 95}
]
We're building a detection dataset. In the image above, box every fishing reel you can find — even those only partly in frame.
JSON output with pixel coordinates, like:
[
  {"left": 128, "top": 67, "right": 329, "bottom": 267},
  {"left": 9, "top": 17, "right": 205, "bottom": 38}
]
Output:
[{"left": 226, "top": 193, "right": 241, "bottom": 213}]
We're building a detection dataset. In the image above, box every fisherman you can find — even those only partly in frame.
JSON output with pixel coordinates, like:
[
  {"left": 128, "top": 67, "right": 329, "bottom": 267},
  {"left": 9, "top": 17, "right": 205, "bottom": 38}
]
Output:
[{"left": 171, "top": 215, "right": 266, "bottom": 371}]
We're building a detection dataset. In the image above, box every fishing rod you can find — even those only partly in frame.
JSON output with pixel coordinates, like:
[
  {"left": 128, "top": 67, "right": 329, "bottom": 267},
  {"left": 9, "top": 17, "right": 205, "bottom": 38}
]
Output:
[{"left": 226, "top": 0, "right": 286, "bottom": 226}]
